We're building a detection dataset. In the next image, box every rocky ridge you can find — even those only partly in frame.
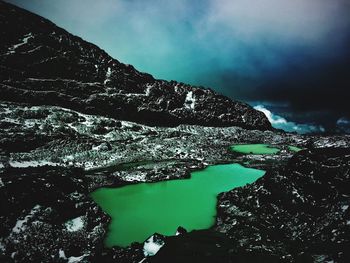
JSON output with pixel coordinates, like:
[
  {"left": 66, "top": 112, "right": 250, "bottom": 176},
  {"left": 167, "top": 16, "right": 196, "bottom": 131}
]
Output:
[{"left": 0, "top": 1, "right": 270, "bottom": 130}]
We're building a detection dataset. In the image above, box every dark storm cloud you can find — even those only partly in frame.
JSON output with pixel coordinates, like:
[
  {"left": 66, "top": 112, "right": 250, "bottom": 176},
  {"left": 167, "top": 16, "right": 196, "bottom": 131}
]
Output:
[{"left": 258, "top": 55, "right": 350, "bottom": 116}]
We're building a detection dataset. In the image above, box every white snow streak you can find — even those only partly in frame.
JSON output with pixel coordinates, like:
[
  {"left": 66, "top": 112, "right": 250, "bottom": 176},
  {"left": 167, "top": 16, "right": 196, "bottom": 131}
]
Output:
[
  {"left": 184, "top": 91, "right": 195, "bottom": 110},
  {"left": 104, "top": 67, "right": 112, "bottom": 84},
  {"left": 68, "top": 254, "right": 88, "bottom": 263},
  {"left": 7, "top": 33, "right": 33, "bottom": 54},
  {"left": 9, "top": 160, "right": 58, "bottom": 168}
]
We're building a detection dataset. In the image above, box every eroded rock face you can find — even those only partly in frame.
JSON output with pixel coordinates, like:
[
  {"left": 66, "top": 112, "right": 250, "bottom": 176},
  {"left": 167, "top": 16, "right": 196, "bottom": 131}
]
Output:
[{"left": 0, "top": 1, "right": 270, "bottom": 130}]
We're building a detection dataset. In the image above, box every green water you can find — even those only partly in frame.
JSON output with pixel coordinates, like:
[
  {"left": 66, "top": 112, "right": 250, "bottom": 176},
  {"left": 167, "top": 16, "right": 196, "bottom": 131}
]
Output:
[
  {"left": 230, "top": 143, "right": 280, "bottom": 154},
  {"left": 91, "top": 163, "right": 265, "bottom": 247},
  {"left": 288, "top": 145, "right": 304, "bottom": 152}
]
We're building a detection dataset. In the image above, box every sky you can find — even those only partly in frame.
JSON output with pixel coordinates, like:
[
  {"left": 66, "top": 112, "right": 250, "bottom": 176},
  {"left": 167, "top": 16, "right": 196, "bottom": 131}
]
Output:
[{"left": 5, "top": 0, "right": 350, "bottom": 133}]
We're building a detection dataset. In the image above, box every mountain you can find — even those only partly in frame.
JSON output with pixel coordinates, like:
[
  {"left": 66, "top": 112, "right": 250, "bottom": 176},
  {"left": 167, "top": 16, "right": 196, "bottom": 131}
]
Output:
[
  {"left": 0, "top": 1, "right": 271, "bottom": 130},
  {"left": 1, "top": 2, "right": 349, "bottom": 263}
]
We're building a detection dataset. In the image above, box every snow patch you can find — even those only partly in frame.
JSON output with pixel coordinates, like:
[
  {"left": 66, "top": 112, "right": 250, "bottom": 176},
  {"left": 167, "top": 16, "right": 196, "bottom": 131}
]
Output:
[
  {"left": 67, "top": 254, "right": 88, "bottom": 263},
  {"left": 12, "top": 205, "right": 41, "bottom": 233},
  {"left": 92, "top": 143, "right": 109, "bottom": 151},
  {"left": 184, "top": 91, "right": 195, "bottom": 110},
  {"left": 123, "top": 172, "right": 147, "bottom": 182},
  {"left": 0, "top": 239, "right": 5, "bottom": 252},
  {"left": 292, "top": 189, "right": 305, "bottom": 202},
  {"left": 341, "top": 205, "right": 349, "bottom": 212},
  {"left": 9, "top": 160, "right": 58, "bottom": 168},
  {"left": 3, "top": 117, "right": 20, "bottom": 124},
  {"left": 7, "top": 33, "right": 33, "bottom": 54},
  {"left": 65, "top": 216, "right": 85, "bottom": 232},
  {"left": 145, "top": 84, "right": 153, "bottom": 96},
  {"left": 58, "top": 249, "right": 67, "bottom": 260},
  {"left": 143, "top": 235, "right": 165, "bottom": 257},
  {"left": 104, "top": 67, "right": 112, "bottom": 84}
]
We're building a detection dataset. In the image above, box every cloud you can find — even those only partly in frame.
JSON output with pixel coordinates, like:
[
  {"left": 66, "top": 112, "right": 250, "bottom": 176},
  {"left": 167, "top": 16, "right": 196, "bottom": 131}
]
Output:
[
  {"left": 336, "top": 117, "right": 350, "bottom": 133},
  {"left": 254, "top": 105, "right": 325, "bottom": 134},
  {"left": 9, "top": 0, "right": 350, "bottom": 75},
  {"left": 206, "top": 0, "right": 350, "bottom": 46}
]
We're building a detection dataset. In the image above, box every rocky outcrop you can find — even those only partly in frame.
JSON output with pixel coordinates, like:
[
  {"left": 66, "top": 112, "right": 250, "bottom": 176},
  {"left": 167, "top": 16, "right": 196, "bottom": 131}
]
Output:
[
  {"left": 151, "top": 148, "right": 350, "bottom": 262},
  {"left": 217, "top": 148, "right": 350, "bottom": 262},
  {"left": 0, "top": 166, "right": 109, "bottom": 263},
  {"left": 0, "top": 1, "right": 270, "bottom": 130}
]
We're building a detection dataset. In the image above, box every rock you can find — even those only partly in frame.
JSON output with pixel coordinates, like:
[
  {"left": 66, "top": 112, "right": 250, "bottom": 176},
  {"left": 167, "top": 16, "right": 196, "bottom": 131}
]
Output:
[
  {"left": 0, "top": 1, "right": 271, "bottom": 130},
  {"left": 153, "top": 148, "right": 350, "bottom": 262},
  {"left": 0, "top": 166, "right": 109, "bottom": 262},
  {"left": 175, "top": 227, "right": 187, "bottom": 236}
]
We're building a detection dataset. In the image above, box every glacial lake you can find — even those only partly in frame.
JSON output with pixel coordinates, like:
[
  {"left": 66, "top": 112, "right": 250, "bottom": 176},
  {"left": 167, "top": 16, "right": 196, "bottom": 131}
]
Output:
[
  {"left": 230, "top": 143, "right": 280, "bottom": 154},
  {"left": 91, "top": 163, "right": 265, "bottom": 247}
]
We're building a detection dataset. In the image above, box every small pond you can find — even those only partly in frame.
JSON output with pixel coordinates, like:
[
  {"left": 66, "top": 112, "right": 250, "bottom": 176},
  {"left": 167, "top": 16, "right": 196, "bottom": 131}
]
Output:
[{"left": 230, "top": 143, "right": 280, "bottom": 154}]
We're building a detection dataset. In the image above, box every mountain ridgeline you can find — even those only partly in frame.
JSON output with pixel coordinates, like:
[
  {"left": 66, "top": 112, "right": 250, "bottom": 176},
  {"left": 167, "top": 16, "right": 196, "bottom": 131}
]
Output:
[{"left": 0, "top": 1, "right": 271, "bottom": 129}]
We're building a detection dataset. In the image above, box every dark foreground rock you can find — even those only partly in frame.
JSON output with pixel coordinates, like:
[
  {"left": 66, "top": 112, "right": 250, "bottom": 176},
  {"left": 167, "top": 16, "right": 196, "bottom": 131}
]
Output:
[
  {"left": 0, "top": 1, "right": 270, "bottom": 130},
  {"left": 0, "top": 166, "right": 109, "bottom": 262},
  {"left": 150, "top": 148, "right": 350, "bottom": 263}
]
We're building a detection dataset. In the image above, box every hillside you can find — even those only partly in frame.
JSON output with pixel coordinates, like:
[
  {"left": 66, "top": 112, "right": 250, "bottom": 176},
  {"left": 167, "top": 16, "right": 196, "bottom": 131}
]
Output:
[{"left": 0, "top": 1, "right": 270, "bottom": 129}]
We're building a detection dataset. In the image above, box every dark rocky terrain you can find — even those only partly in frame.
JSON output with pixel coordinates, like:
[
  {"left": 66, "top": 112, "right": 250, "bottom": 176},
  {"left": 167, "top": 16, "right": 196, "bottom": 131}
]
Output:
[
  {"left": 0, "top": 1, "right": 350, "bottom": 263},
  {"left": 151, "top": 148, "right": 350, "bottom": 263}
]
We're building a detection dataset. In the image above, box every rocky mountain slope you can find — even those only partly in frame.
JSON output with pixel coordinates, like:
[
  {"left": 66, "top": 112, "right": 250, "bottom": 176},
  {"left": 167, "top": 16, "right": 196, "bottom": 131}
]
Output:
[
  {"left": 1, "top": 1, "right": 350, "bottom": 263},
  {"left": 0, "top": 1, "right": 270, "bottom": 129}
]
